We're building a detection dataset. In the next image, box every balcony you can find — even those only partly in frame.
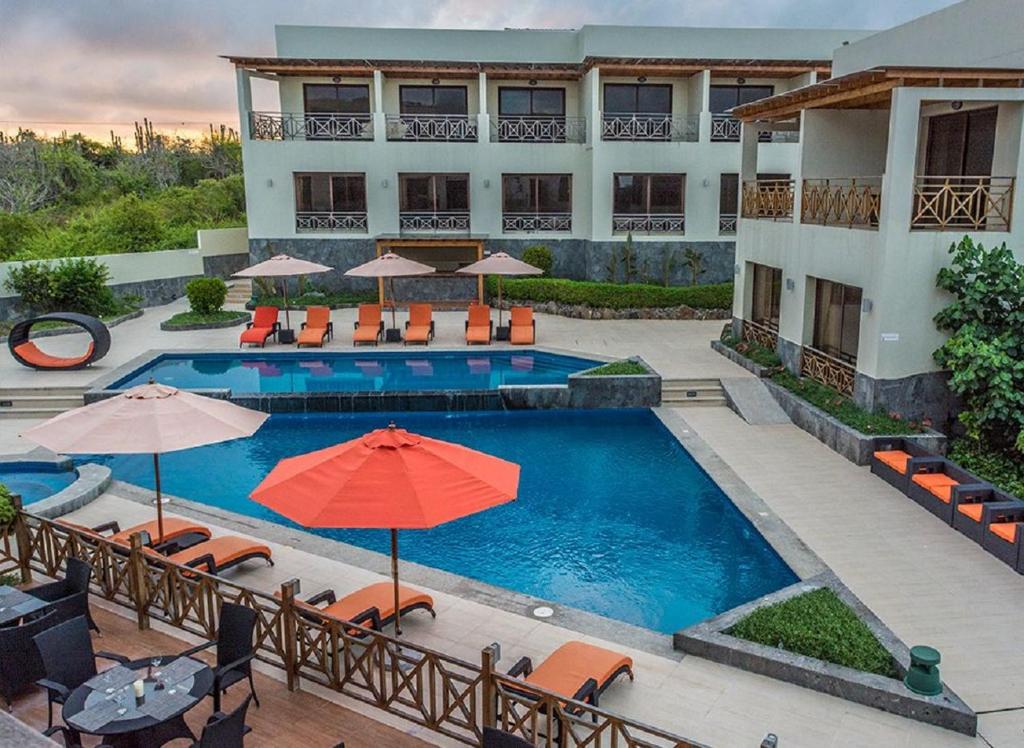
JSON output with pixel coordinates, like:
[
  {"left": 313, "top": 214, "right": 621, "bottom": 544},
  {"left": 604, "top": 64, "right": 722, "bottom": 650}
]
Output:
[
  {"left": 386, "top": 114, "right": 478, "bottom": 142},
  {"left": 718, "top": 213, "right": 738, "bottom": 235},
  {"left": 742, "top": 179, "right": 795, "bottom": 221},
  {"left": 601, "top": 114, "right": 699, "bottom": 142},
  {"left": 249, "top": 112, "right": 372, "bottom": 141},
  {"left": 802, "top": 178, "right": 882, "bottom": 230},
  {"left": 742, "top": 319, "right": 778, "bottom": 350},
  {"left": 711, "top": 114, "right": 798, "bottom": 144},
  {"left": 296, "top": 211, "right": 368, "bottom": 233},
  {"left": 502, "top": 212, "right": 572, "bottom": 233},
  {"left": 911, "top": 176, "right": 1014, "bottom": 231},
  {"left": 490, "top": 116, "right": 586, "bottom": 143},
  {"left": 801, "top": 344, "right": 856, "bottom": 396},
  {"left": 612, "top": 213, "right": 685, "bottom": 234},
  {"left": 399, "top": 211, "right": 470, "bottom": 232}
]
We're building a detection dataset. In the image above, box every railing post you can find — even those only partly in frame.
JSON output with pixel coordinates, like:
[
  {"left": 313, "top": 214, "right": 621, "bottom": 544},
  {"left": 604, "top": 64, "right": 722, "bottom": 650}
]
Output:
[
  {"left": 480, "top": 643, "right": 499, "bottom": 731},
  {"left": 128, "top": 532, "right": 150, "bottom": 631},
  {"left": 12, "top": 497, "right": 33, "bottom": 584},
  {"left": 280, "top": 578, "right": 301, "bottom": 693}
]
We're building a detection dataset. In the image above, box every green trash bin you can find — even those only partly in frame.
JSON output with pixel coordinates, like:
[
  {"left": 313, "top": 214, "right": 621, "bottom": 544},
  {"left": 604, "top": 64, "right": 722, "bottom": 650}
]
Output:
[{"left": 904, "top": 645, "right": 942, "bottom": 696}]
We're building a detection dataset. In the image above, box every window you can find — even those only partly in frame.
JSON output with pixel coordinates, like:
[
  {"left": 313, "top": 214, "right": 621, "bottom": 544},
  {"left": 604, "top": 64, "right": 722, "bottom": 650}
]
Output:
[
  {"left": 812, "top": 279, "right": 862, "bottom": 364},
  {"left": 303, "top": 84, "right": 370, "bottom": 114},
  {"left": 720, "top": 174, "right": 738, "bottom": 232},
  {"left": 925, "top": 106, "right": 997, "bottom": 177},
  {"left": 709, "top": 85, "right": 775, "bottom": 114},
  {"left": 399, "top": 174, "right": 469, "bottom": 213},
  {"left": 604, "top": 84, "right": 672, "bottom": 114},
  {"left": 498, "top": 88, "right": 565, "bottom": 117},
  {"left": 613, "top": 174, "right": 684, "bottom": 214},
  {"left": 751, "top": 264, "right": 781, "bottom": 330},
  {"left": 294, "top": 173, "right": 366, "bottom": 213},
  {"left": 399, "top": 86, "right": 468, "bottom": 116},
  {"left": 502, "top": 175, "right": 571, "bottom": 213}
]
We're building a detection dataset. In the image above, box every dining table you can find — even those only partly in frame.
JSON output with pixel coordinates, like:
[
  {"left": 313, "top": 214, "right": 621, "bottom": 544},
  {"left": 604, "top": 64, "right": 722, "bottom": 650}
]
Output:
[{"left": 0, "top": 584, "right": 49, "bottom": 626}]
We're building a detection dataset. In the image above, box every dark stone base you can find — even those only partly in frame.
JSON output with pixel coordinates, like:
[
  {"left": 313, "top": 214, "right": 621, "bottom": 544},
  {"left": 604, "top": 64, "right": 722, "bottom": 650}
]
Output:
[
  {"left": 854, "top": 370, "right": 957, "bottom": 430},
  {"left": 777, "top": 336, "right": 802, "bottom": 376}
]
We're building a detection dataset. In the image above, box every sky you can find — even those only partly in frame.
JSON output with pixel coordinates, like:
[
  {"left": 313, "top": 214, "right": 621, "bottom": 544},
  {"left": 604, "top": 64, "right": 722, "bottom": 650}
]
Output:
[{"left": 0, "top": 0, "right": 959, "bottom": 142}]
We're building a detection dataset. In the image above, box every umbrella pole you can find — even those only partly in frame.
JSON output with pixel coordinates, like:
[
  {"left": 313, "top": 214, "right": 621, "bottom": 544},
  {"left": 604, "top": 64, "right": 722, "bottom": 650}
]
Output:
[
  {"left": 389, "top": 277, "right": 398, "bottom": 330},
  {"left": 498, "top": 276, "right": 504, "bottom": 328},
  {"left": 391, "top": 528, "right": 402, "bottom": 636},
  {"left": 153, "top": 453, "right": 165, "bottom": 543},
  {"left": 282, "top": 279, "right": 291, "bottom": 331}
]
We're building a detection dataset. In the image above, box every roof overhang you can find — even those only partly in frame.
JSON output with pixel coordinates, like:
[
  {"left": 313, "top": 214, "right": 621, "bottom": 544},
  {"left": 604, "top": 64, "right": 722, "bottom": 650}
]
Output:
[{"left": 733, "top": 66, "right": 1024, "bottom": 122}]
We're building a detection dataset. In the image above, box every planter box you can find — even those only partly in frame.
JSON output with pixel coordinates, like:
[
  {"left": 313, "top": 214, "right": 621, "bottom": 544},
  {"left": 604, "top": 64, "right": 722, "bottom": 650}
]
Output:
[
  {"left": 710, "top": 339, "right": 778, "bottom": 378},
  {"left": 160, "top": 312, "right": 250, "bottom": 331},
  {"left": 566, "top": 357, "right": 661, "bottom": 408}
]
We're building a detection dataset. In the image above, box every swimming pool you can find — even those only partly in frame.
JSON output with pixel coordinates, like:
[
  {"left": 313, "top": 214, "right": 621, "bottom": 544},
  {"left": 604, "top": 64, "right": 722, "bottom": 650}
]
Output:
[
  {"left": 0, "top": 463, "right": 77, "bottom": 504},
  {"left": 80, "top": 409, "right": 796, "bottom": 633},
  {"left": 109, "top": 351, "right": 599, "bottom": 393}
]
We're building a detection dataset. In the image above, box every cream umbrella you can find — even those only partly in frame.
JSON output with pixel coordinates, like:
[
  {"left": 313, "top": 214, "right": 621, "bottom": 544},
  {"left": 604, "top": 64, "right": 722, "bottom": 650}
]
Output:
[
  {"left": 457, "top": 252, "right": 543, "bottom": 331},
  {"left": 22, "top": 383, "right": 268, "bottom": 542},
  {"left": 345, "top": 253, "right": 436, "bottom": 336},
  {"left": 234, "top": 254, "right": 333, "bottom": 333}
]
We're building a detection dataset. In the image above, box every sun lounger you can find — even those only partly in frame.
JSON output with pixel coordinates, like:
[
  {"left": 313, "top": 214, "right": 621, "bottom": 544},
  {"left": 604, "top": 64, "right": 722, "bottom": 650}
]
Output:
[
  {"left": 981, "top": 503, "right": 1024, "bottom": 573},
  {"left": 404, "top": 304, "right": 434, "bottom": 345},
  {"left": 952, "top": 487, "right": 1023, "bottom": 544},
  {"left": 149, "top": 536, "right": 274, "bottom": 576},
  {"left": 297, "top": 306, "right": 333, "bottom": 348},
  {"left": 353, "top": 304, "right": 384, "bottom": 346},
  {"left": 56, "top": 518, "right": 210, "bottom": 552},
  {"left": 509, "top": 307, "right": 535, "bottom": 345},
  {"left": 239, "top": 306, "right": 280, "bottom": 348},
  {"left": 465, "top": 304, "right": 493, "bottom": 345},
  {"left": 507, "top": 641, "right": 633, "bottom": 709},
  {"left": 905, "top": 459, "right": 987, "bottom": 525},
  {"left": 294, "top": 581, "right": 435, "bottom": 633},
  {"left": 869, "top": 437, "right": 935, "bottom": 492}
]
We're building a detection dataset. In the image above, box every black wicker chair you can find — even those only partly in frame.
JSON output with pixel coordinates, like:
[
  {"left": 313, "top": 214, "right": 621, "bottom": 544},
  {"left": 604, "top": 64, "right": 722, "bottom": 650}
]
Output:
[
  {"left": 483, "top": 726, "right": 533, "bottom": 747},
  {"left": 952, "top": 488, "right": 1023, "bottom": 544},
  {"left": 27, "top": 557, "right": 99, "bottom": 633},
  {"left": 0, "top": 608, "right": 57, "bottom": 709},
  {"left": 981, "top": 503, "right": 1024, "bottom": 572},
  {"left": 191, "top": 694, "right": 252, "bottom": 747},
  {"left": 33, "top": 616, "right": 128, "bottom": 729},
  {"left": 179, "top": 603, "right": 259, "bottom": 712},
  {"left": 905, "top": 458, "right": 988, "bottom": 525},
  {"left": 869, "top": 437, "right": 935, "bottom": 492}
]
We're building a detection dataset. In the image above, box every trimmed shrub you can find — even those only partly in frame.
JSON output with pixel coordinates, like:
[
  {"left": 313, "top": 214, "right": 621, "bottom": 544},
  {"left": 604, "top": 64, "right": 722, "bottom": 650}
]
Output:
[
  {"left": 493, "top": 277, "right": 733, "bottom": 310},
  {"left": 185, "top": 277, "right": 228, "bottom": 314},
  {"left": 522, "top": 245, "right": 553, "bottom": 277},
  {"left": 5, "top": 257, "right": 118, "bottom": 317},
  {"left": 0, "top": 484, "right": 16, "bottom": 526}
]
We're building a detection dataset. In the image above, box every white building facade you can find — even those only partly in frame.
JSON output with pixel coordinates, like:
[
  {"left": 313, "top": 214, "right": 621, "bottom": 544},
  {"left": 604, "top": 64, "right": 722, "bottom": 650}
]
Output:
[
  {"left": 732, "top": 0, "right": 1024, "bottom": 425},
  {"left": 228, "top": 25, "right": 867, "bottom": 301}
]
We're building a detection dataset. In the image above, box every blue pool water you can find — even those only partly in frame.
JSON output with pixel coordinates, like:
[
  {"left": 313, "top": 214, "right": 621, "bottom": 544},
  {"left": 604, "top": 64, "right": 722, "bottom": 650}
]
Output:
[
  {"left": 79, "top": 409, "right": 795, "bottom": 633},
  {"left": 0, "top": 464, "right": 76, "bottom": 504},
  {"left": 110, "top": 351, "right": 598, "bottom": 393}
]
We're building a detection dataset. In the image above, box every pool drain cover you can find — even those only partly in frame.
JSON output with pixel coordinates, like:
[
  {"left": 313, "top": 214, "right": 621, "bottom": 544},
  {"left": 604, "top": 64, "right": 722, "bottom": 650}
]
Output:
[{"left": 532, "top": 606, "right": 554, "bottom": 619}]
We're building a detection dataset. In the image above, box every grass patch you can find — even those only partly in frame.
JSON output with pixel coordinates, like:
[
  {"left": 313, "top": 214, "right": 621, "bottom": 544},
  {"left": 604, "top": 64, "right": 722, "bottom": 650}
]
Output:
[
  {"left": 582, "top": 360, "right": 648, "bottom": 376},
  {"left": 948, "top": 438, "right": 1024, "bottom": 498},
  {"left": 253, "top": 290, "right": 377, "bottom": 309},
  {"left": 492, "top": 277, "right": 733, "bottom": 310},
  {"left": 727, "top": 588, "right": 898, "bottom": 678},
  {"left": 163, "top": 310, "right": 249, "bottom": 328},
  {"left": 720, "top": 334, "right": 783, "bottom": 369}
]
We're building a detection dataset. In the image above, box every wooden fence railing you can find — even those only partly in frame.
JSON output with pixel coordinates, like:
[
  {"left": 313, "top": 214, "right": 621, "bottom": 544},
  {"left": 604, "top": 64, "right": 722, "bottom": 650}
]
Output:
[
  {"left": 911, "top": 175, "right": 1014, "bottom": 231},
  {"left": 801, "top": 345, "right": 856, "bottom": 396},
  {"left": 742, "top": 319, "right": 778, "bottom": 351},
  {"left": 0, "top": 507, "right": 707, "bottom": 748},
  {"left": 801, "top": 178, "right": 882, "bottom": 229},
  {"left": 741, "top": 180, "right": 794, "bottom": 221}
]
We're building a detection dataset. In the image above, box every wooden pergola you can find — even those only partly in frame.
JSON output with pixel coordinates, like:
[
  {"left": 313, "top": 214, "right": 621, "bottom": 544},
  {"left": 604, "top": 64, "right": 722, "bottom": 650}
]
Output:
[{"left": 374, "top": 235, "right": 486, "bottom": 307}]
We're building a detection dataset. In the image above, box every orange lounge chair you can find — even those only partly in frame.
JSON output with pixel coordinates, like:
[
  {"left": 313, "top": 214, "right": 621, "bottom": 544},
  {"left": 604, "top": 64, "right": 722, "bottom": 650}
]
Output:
[
  {"left": 404, "top": 304, "right": 434, "bottom": 345},
  {"left": 509, "top": 307, "right": 535, "bottom": 345},
  {"left": 869, "top": 438, "right": 934, "bottom": 492},
  {"left": 56, "top": 517, "right": 211, "bottom": 552},
  {"left": 353, "top": 304, "right": 384, "bottom": 346},
  {"left": 297, "top": 306, "right": 333, "bottom": 348},
  {"left": 465, "top": 304, "right": 493, "bottom": 345},
  {"left": 294, "top": 581, "right": 435, "bottom": 633},
  {"left": 239, "top": 306, "right": 281, "bottom": 348},
  {"left": 152, "top": 536, "right": 274, "bottom": 575},
  {"left": 507, "top": 641, "right": 633, "bottom": 709}
]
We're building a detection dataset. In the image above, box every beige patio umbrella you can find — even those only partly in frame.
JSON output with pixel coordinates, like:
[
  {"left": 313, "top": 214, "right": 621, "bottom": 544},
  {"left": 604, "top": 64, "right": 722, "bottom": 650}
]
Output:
[
  {"left": 22, "top": 383, "right": 268, "bottom": 542},
  {"left": 234, "top": 254, "right": 333, "bottom": 331},
  {"left": 345, "top": 252, "right": 436, "bottom": 332},
  {"left": 457, "top": 252, "right": 542, "bottom": 328}
]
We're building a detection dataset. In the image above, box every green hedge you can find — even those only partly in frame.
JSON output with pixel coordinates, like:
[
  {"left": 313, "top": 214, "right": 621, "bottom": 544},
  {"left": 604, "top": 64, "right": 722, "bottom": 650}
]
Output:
[
  {"left": 491, "top": 277, "right": 733, "bottom": 310},
  {"left": 948, "top": 438, "right": 1024, "bottom": 498},
  {"left": 727, "top": 588, "right": 898, "bottom": 678}
]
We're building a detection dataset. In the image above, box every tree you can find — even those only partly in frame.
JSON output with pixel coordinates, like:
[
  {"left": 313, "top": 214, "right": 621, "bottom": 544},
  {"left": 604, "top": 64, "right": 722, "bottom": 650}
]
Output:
[
  {"left": 0, "top": 138, "right": 54, "bottom": 213},
  {"left": 934, "top": 237, "right": 1024, "bottom": 453}
]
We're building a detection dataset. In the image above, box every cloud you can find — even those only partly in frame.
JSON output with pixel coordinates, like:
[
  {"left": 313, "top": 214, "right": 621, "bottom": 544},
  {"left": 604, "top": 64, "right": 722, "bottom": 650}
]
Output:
[{"left": 0, "top": 0, "right": 958, "bottom": 140}]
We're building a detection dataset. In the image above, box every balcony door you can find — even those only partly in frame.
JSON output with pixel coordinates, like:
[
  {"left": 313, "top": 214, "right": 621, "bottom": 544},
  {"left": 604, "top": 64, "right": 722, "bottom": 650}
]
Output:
[
  {"left": 399, "top": 86, "right": 468, "bottom": 116},
  {"left": 811, "top": 279, "right": 862, "bottom": 364},
  {"left": 710, "top": 85, "right": 774, "bottom": 141},
  {"left": 399, "top": 174, "right": 470, "bottom": 231},
  {"left": 303, "top": 84, "right": 370, "bottom": 115},
  {"left": 751, "top": 264, "right": 781, "bottom": 330},
  {"left": 499, "top": 88, "right": 565, "bottom": 118},
  {"left": 612, "top": 174, "right": 685, "bottom": 233},
  {"left": 604, "top": 84, "right": 672, "bottom": 116},
  {"left": 924, "top": 107, "right": 997, "bottom": 177},
  {"left": 502, "top": 174, "right": 572, "bottom": 232}
]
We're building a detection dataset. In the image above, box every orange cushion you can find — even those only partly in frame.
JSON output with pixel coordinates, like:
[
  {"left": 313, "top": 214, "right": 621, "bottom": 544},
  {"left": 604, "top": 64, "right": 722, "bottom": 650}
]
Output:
[
  {"left": 251, "top": 306, "right": 279, "bottom": 328},
  {"left": 353, "top": 325, "right": 380, "bottom": 342},
  {"left": 109, "top": 518, "right": 212, "bottom": 546},
  {"left": 510, "top": 325, "right": 534, "bottom": 345},
  {"left": 405, "top": 325, "right": 431, "bottom": 342},
  {"left": 957, "top": 503, "right": 984, "bottom": 522},
  {"left": 240, "top": 326, "right": 272, "bottom": 343},
  {"left": 466, "top": 325, "right": 490, "bottom": 343},
  {"left": 510, "top": 307, "right": 533, "bottom": 326},
  {"left": 911, "top": 473, "right": 959, "bottom": 503},
  {"left": 989, "top": 522, "right": 1020, "bottom": 544},
  {"left": 297, "top": 327, "right": 326, "bottom": 346},
  {"left": 874, "top": 450, "right": 911, "bottom": 474},
  {"left": 305, "top": 306, "right": 330, "bottom": 328},
  {"left": 165, "top": 536, "right": 272, "bottom": 569},
  {"left": 523, "top": 642, "right": 632, "bottom": 699},
  {"left": 322, "top": 582, "right": 433, "bottom": 624},
  {"left": 408, "top": 304, "right": 432, "bottom": 327},
  {"left": 357, "top": 304, "right": 382, "bottom": 327},
  {"left": 14, "top": 341, "right": 95, "bottom": 369}
]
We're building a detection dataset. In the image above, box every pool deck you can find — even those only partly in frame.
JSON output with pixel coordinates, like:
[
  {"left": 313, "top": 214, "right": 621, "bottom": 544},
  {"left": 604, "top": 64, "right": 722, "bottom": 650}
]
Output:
[{"left": 3, "top": 297, "right": 1024, "bottom": 745}]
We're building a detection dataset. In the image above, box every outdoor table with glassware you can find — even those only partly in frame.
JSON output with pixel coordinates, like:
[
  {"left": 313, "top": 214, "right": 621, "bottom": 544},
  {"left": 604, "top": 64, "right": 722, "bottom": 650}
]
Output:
[
  {"left": 62, "top": 654, "right": 213, "bottom": 746},
  {"left": 0, "top": 585, "right": 49, "bottom": 626}
]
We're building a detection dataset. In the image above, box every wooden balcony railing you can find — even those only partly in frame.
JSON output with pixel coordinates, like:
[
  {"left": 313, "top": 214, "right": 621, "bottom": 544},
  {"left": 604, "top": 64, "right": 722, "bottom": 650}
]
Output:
[
  {"left": 742, "top": 319, "right": 778, "bottom": 350},
  {"left": 249, "top": 112, "right": 373, "bottom": 141},
  {"left": 386, "top": 114, "right": 478, "bottom": 142},
  {"left": 911, "top": 176, "right": 1014, "bottom": 231},
  {"left": 491, "top": 116, "right": 586, "bottom": 143},
  {"left": 0, "top": 507, "right": 709, "bottom": 748},
  {"left": 399, "top": 211, "right": 470, "bottom": 232},
  {"left": 742, "top": 180, "right": 794, "bottom": 221},
  {"left": 601, "top": 114, "right": 699, "bottom": 142},
  {"left": 801, "top": 345, "right": 856, "bottom": 396},
  {"left": 502, "top": 212, "right": 572, "bottom": 233},
  {"left": 801, "top": 178, "right": 882, "bottom": 230},
  {"left": 612, "top": 213, "right": 685, "bottom": 234},
  {"left": 296, "top": 211, "right": 368, "bottom": 233}
]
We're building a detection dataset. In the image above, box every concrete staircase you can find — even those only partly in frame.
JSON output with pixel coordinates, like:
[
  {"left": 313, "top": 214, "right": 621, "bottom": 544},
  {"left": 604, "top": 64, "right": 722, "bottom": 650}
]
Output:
[
  {"left": 661, "top": 378, "right": 727, "bottom": 408},
  {"left": 0, "top": 386, "right": 87, "bottom": 419},
  {"left": 225, "top": 279, "right": 252, "bottom": 306}
]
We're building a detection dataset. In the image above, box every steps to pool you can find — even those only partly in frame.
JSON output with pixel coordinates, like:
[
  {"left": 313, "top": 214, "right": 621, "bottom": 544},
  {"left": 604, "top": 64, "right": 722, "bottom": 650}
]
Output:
[
  {"left": 660, "top": 378, "right": 726, "bottom": 408},
  {"left": 0, "top": 386, "right": 87, "bottom": 419}
]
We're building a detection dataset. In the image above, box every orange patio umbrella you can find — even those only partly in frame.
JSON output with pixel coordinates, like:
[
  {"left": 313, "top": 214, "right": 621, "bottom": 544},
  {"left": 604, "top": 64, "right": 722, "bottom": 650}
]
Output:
[{"left": 250, "top": 423, "right": 520, "bottom": 634}]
